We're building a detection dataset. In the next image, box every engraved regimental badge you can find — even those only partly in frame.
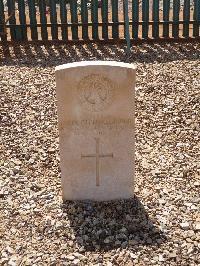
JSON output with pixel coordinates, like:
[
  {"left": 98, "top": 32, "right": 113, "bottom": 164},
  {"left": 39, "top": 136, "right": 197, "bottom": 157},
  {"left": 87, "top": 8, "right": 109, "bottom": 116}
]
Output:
[{"left": 78, "top": 74, "right": 114, "bottom": 112}]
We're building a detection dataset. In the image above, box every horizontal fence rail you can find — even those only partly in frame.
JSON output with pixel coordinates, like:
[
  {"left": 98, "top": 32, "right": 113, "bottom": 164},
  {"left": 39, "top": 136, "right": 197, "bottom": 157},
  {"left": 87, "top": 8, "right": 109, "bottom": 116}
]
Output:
[{"left": 0, "top": 0, "right": 200, "bottom": 42}]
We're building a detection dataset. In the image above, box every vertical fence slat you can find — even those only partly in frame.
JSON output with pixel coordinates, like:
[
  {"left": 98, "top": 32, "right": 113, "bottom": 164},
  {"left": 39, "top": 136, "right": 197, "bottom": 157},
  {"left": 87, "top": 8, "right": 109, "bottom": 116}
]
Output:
[
  {"left": 112, "top": 0, "right": 119, "bottom": 39},
  {"left": 0, "top": 0, "right": 7, "bottom": 41},
  {"left": 152, "top": 0, "right": 159, "bottom": 38},
  {"left": 60, "top": 0, "right": 68, "bottom": 41},
  {"left": 49, "top": 0, "right": 58, "bottom": 40},
  {"left": 91, "top": 0, "right": 98, "bottom": 39},
  {"left": 28, "top": 0, "right": 38, "bottom": 40},
  {"left": 132, "top": 0, "right": 139, "bottom": 39},
  {"left": 193, "top": 0, "right": 200, "bottom": 37},
  {"left": 123, "top": 0, "right": 131, "bottom": 51},
  {"left": 172, "top": 0, "right": 180, "bottom": 38},
  {"left": 70, "top": 0, "right": 78, "bottom": 39},
  {"left": 81, "top": 0, "right": 89, "bottom": 39},
  {"left": 142, "top": 0, "right": 149, "bottom": 38},
  {"left": 163, "top": 0, "right": 170, "bottom": 38},
  {"left": 18, "top": 0, "right": 27, "bottom": 41},
  {"left": 7, "top": 0, "right": 17, "bottom": 40},
  {"left": 101, "top": 0, "right": 108, "bottom": 39},
  {"left": 39, "top": 0, "right": 48, "bottom": 40},
  {"left": 183, "top": 0, "right": 190, "bottom": 38}
]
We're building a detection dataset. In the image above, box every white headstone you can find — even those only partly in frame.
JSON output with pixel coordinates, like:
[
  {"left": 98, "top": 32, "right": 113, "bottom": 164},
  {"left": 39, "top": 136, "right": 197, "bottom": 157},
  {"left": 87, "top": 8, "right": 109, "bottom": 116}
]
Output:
[{"left": 55, "top": 61, "right": 136, "bottom": 201}]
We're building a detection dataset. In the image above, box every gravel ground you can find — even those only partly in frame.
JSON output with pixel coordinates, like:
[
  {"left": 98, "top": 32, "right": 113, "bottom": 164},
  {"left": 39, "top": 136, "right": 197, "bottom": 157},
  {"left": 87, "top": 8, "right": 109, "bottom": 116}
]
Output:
[{"left": 0, "top": 42, "right": 200, "bottom": 265}]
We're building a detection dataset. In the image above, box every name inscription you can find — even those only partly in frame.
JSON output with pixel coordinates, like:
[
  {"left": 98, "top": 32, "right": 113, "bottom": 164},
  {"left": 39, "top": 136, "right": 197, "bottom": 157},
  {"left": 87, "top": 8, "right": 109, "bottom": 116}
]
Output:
[{"left": 60, "top": 118, "right": 134, "bottom": 132}]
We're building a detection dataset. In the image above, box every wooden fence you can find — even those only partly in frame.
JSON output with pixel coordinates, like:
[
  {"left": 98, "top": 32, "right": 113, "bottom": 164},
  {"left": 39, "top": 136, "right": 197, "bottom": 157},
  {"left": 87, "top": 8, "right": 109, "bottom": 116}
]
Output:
[{"left": 0, "top": 0, "right": 200, "bottom": 43}]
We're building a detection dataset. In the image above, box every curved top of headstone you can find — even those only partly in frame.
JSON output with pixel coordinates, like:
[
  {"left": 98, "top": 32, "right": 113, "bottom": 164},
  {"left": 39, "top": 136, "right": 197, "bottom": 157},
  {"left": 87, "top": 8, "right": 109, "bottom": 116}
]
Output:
[{"left": 55, "top": 61, "right": 136, "bottom": 71}]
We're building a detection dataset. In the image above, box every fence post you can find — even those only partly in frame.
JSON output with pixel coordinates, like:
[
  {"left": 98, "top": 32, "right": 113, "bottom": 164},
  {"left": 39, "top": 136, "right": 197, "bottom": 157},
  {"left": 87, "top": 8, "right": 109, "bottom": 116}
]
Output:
[
  {"left": 81, "top": 0, "right": 89, "bottom": 39},
  {"left": 70, "top": 0, "right": 78, "bottom": 40},
  {"left": 123, "top": 0, "right": 130, "bottom": 53},
  {"left": 142, "top": 0, "right": 149, "bottom": 39},
  {"left": 172, "top": 0, "right": 180, "bottom": 38},
  {"left": 39, "top": 0, "right": 48, "bottom": 40},
  {"left": 112, "top": 0, "right": 119, "bottom": 39},
  {"left": 18, "top": 0, "right": 27, "bottom": 41},
  {"left": 183, "top": 0, "right": 190, "bottom": 38},
  {"left": 132, "top": 0, "right": 139, "bottom": 39},
  {"left": 91, "top": 0, "right": 98, "bottom": 39},
  {"left": 163, "top": 0, "right": 170, "bottom": 38},
  {"left": 152, "top": 0, "right": 159, "bottom": 38},
  {"left": 101, "top": 0, "right": 108, "bottom": 39},
  {"left": 193, "top": 0, "right": 200, "bottom": 37}
]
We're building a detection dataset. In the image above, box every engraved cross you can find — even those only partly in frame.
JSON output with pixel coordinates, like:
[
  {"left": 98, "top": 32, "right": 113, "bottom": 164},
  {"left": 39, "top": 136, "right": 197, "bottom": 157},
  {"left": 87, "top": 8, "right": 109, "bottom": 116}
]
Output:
[{"left": 81, "top": 138, "right": 113, "bottom": 186}]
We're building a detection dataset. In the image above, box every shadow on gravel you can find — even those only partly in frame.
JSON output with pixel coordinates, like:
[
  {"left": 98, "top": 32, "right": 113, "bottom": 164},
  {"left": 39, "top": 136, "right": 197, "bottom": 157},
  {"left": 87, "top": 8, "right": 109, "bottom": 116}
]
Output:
[
  {"left": 0, "top": 41, "right": 199, "bottom": 67},
  {"left": 62, "top": 195, "right": 167, "bottom": 252}
]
